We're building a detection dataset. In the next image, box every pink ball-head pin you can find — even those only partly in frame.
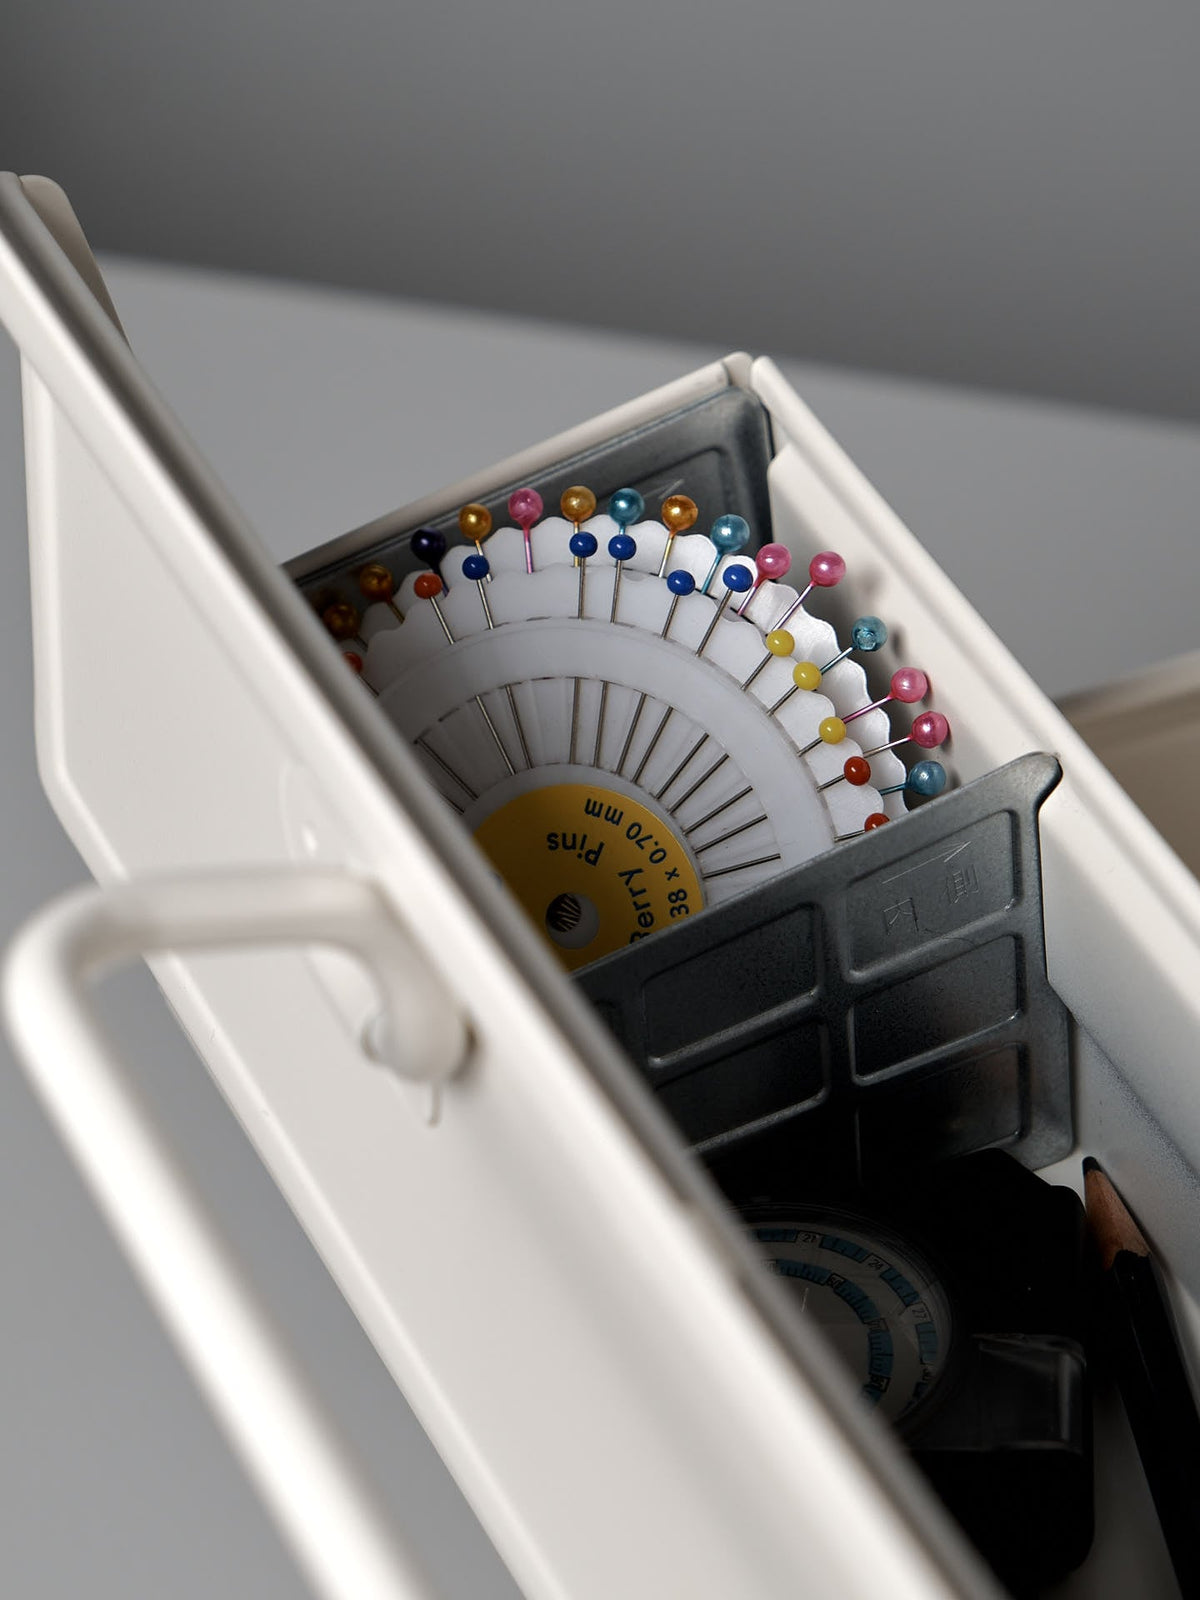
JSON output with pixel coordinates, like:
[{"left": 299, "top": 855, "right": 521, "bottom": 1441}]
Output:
[
  {"left": 890, "top": 667, "right": 929, "bottom": 704},
  {"left": 808, "top": 550, "right": 846, "bottom": 589},
  {"left": 842, "top": 666, "right": 930, "bottom": 726},
  {"left": 910, "top": 710, "right": 950, "bottom": 748},
  {"left": 775, "top": 549, "right": 847, "bottom": 629},
  {"left": 509, "top": 486, "right": 544, "bottom": 574},
  {"left": 863, "top": 707, "right": 950, "bottom": 760},
  {"left": 735, "top": 542, "right": 792, "bottom": 614}
]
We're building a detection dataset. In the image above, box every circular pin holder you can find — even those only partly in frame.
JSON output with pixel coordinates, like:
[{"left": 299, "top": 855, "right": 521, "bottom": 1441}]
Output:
[{"left": 316, "top": 485, "right": 947, "bottom": 973}]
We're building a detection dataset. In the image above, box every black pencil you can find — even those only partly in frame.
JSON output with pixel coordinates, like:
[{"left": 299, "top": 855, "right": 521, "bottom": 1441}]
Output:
[{"left": 1084, "top": 1157, "right": 1200, "bottom": 1598}]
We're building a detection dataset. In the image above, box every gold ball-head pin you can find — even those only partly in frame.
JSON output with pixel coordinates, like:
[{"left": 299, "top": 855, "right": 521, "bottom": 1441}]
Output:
[
  {"left": 322, "top": 601, "right": 362, "bottom": 642},
  {"left": 358, "top": 562, "right": 405, "bottom": 622},
  {"left": 458, "top": 503, "right": 493, "bottom": 545},
  {"left": 661, "top": 494, "right": 699, "bottom": 535},
  {"left": 560, "top": 485, "right": 597, "bottom": 528},
  {"left": 358, "top": 563, "right": 395, "bottom": 603}
]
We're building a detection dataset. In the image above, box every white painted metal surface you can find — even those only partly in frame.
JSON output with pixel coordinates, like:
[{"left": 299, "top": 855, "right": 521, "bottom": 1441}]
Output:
[
  {"left": 4, "top": 172, "right": 1200, "bottom": 1598},
  {"left": 0, "top": 175, "right": 990, "bottom": 1600}
]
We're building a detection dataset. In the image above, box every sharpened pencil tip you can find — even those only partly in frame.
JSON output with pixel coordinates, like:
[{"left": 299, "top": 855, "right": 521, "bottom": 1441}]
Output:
[{"left": 1084, "top": 1158, "right": 1151, "bottom": 1266}]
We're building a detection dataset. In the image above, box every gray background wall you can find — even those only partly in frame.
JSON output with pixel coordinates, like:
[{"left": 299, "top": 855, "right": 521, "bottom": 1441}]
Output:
[{"left": 2, "top": 0, "right": 1198, "bottom": 420}]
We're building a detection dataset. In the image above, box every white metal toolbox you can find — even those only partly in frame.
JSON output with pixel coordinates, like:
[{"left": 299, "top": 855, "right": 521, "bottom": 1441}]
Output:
[{"left": 2, "top": 173, "right": 1198, "bottom": 1600}]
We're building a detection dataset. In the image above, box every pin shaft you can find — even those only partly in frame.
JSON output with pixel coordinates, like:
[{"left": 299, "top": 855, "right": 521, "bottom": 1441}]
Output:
[
  {"left": 683, "top": 785, "right": 753, "bottom": 836},
  {"left": 654, "top": 732, "right": 709, "bottom": 800},
  {"left": 617, "top": 591, "right": 685, "bottom": 776},
  {"left": 701, "top": 852, "right": 782, "bottom": 882},
  {"left": 415, "top": 735, "right": 478, "bottom": 801},
  {"left": 630, "top": 706, "right": 673, "bottom": 786},
  {"left": 569, "top": 554, "right": 589, "bottom": 763},
  {"left": 671, "top": 752, "right": 729, "bottom": 811},
  {"left": 693, "top": 813, "right": 769, "bottom": 855}
]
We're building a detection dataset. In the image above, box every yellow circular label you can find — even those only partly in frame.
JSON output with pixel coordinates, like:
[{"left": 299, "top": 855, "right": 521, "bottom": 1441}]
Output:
[{"left": 474, "top": 783, "right": 702, "bottom": 970}]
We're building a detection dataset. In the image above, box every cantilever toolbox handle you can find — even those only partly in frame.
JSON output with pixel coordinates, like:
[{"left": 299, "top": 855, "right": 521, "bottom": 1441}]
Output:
[{"left": 2, "top": 867, "right": 469, "bottom": 1600}]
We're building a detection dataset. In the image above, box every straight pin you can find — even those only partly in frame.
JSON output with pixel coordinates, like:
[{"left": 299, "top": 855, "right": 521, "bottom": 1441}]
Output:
[
  {"left": 877, "top": 760, "right": 947, "bottom": 799},
  {"left": 464, "top": 554, "right": 532, "bottom": 768},
  {"left": 742, "top": 627, "right": 797, "bottom": 693},
  {"left": 593, "top": 532, "right": 637, "bottom": 766},
  {"left": 735, "top": 543, "right": 791, "bottom": 615},
  {"left": 414, "top": 574, "right": 454, "bottom": 643},
  {"left": 561, "top": 485, "right": 597, "bottom": 557},
  {"left": 767, "top": 659, "right": 823, "bottom": 718},
  {"left": 669, "top": 751, "right": 729, "bottom": 809},
  {"left": 630, "top": 704, "right": 674, "bottom": 786},
  {"left": 358, "top": 564, "right": 405, "bottom": 623},
  {"left": 632, "top": 566, "right": 751, "bottom": 784},
  {"left": 836, "top": 815, "right": 890, "bottom": 842},
  {"left": 771, "top": 550, "right": 846, "bottom": 630},
  {"left": 817, "top": 756, "right": 873, "bottom": 792},
  {"left": 322, "top": 601, "right": 366, "bottom": 650},
  {"left": 700, "top": 515, "right": 750, "bottom": 595},
  {"left": 342, "top": 651, "right": 378, "bottom": 695},
  {"left": 617, "top": 570, "right": 695, "bottom": 775},
  {"left": 798, "top": 715, "right": 848, "bottom": 758},
  {"left": 683, "top": 784, "right": 753, "bottom": 836},
  {"left": 701, "top": 852, "right": 782, "bottom": 882},
  {"left": 862, "top": 711, "right": 950, "bottom": 758},
  {"left": 692, "top": 813, "right": 769, "bottom": 854},
  {"left": 696, "top": 564, "right": 755, "bottom": 656},
  {"left": 654, "top": 732, "right": 711, "bottom": 800},
  {"left": 842, "top": 668, "right": 929, "bottom": 726},
  {"left": 414, "top": 572, "right": 515, "bottom": 775},
  {"left": 656, "top": 494, "right": 698, "bottom": 577},
  {"left": 509, "top": 487, "right": 543, "bottom": 575},
  {"left": 410, "top": 526, "right": 447, "bottom": 579},
  {"left": 817, "top": 615, "right": 888, "bottom": 675},
  {"left": 415, "top": 733, "right": 478, "bottom": 802},
  {"left": 568, "top": 531, "right": 597, "bottom": 763},
  {"left": 608, "top": 487, "right": 645, "bottom": 538},
  {"left": 458, "top": 502, "right": 494, "bottom": 580}
]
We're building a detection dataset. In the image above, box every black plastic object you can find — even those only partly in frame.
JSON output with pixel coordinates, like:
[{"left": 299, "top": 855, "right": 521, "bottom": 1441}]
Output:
[
  {"left": 743, "top": 1152, "right": 1093, "bottom": 1592},
  {"left": 299, "top": 385, "right": 774, "bottom": 606},
  {"left": 579, "top": 752, "right": 1071, "bottom": 1192}
]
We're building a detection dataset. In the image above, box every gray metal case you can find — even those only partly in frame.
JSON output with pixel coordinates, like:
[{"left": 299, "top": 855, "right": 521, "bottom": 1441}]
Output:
[{"left": 581, "top": 754, "right": 1071, "bottom": 1188}]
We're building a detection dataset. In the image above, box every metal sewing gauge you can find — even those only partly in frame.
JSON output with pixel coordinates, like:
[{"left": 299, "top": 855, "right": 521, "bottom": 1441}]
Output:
[{"left": 6, "top": 174, "right": 1200, "bottom": 1600}]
